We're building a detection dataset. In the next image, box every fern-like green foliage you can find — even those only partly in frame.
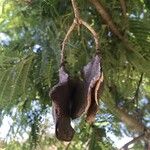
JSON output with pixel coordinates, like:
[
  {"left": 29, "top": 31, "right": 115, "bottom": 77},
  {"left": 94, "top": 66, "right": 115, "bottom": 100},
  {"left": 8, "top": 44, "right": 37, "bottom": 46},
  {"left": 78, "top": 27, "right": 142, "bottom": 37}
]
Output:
[{"left": 0, "top": 54, "right": 35, "bottom": 108}]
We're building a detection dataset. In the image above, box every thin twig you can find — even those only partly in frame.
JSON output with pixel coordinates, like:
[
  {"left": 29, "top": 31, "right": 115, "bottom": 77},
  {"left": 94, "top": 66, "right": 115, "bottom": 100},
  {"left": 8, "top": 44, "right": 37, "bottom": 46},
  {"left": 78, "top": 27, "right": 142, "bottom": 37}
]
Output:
[
  {"left": 71, "top": 0, "right": 80, "bottom": 19},
  {"left": 133, "top": 73, "right": 143, "bottom": 106},
  {"left": 120, "top": 133, "right": 145, "bottom": 150},
  {"left": 61, "top": 21, "right": 76, "bottom": 64},
  {"left": 80, "top": 19, "right": 99, "bottom": 50},
  {"left": 61, "top": 0, "right": 99, "bottom": 65},
  {"left": 65, "top": 141, "right": 72, "bottom": 150}
]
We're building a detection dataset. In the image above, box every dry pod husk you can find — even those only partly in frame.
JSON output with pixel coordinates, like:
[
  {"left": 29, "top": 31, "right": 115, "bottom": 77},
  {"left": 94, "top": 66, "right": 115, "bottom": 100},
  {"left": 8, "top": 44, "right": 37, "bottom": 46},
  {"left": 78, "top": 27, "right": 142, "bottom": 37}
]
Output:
[
  {"left": 69, "top": 78, "right": 86, "bottom": 119},
  {"left": 50, "top": 0, "right": 104, "bottom": 142},
  {"left": 82, "top": 54, "right": 104, "bottom": 124},
  {"left": 50, "top": 66, "right": 86, "bottom": 141},
  {"left": 50, "top": 54, "right": 104, "bottom": 141},
  {"left": 50, "top": 66, "right": 75, "bottom": 141}
]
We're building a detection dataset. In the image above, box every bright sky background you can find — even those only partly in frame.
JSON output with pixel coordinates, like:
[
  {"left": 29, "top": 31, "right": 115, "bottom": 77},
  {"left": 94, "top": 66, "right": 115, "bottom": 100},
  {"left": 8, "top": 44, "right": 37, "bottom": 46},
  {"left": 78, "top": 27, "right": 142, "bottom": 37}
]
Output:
[{"left": 0, "top": 112, "right": 133, "bottom": 149}]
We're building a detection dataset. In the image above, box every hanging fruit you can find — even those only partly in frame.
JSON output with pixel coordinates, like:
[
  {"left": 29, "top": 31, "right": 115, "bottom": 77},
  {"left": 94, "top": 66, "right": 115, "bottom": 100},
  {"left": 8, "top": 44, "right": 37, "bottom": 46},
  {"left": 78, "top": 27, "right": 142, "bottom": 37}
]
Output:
[{"left": 49, "top": 0, "right": 104, "bottom": 141}]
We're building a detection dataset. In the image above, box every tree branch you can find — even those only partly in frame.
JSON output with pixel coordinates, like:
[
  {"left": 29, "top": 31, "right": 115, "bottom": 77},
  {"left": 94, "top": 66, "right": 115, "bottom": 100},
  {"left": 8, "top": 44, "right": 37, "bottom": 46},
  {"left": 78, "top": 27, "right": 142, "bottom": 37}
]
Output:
[
  {"left": 90, "top": 0, "right": 123, "bottom": 40},
  {"left": 115, "top": 107, "right": 145, "bottom": 132},
  {"left": 89, "top": 0, "right": 134, "bottom": 51},
  {"left": 119, "top": 0, "right": 126, "bottom": 17},
  {"left": 120, "top": 133, "right": 145, "bottom": 150},
  {"left": 105, "top": 99, "right": 150, "bottom": 145},
  {"left": 103, "top": 87, "right": 148, "bottom": 133}
]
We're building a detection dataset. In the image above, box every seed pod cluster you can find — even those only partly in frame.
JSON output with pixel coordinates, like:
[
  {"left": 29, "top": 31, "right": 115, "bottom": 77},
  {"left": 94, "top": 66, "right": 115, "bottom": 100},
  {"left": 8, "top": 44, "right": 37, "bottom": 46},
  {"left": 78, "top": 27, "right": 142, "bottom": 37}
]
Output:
[{"left": 50, "top": 54, "right": 104, "bottom": 141}]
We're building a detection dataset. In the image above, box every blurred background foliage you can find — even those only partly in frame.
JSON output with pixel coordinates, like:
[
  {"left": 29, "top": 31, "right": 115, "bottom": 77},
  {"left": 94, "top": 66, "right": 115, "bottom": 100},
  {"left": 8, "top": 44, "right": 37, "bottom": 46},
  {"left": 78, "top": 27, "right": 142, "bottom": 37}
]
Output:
[{"left": 0, "top": 0, "right": 150, "bottom": 149}]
